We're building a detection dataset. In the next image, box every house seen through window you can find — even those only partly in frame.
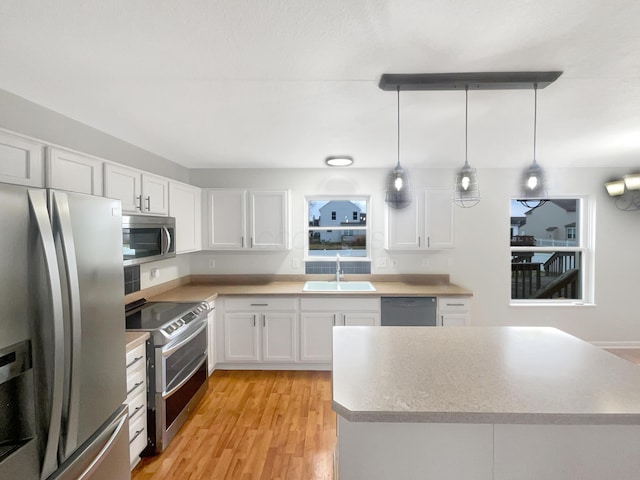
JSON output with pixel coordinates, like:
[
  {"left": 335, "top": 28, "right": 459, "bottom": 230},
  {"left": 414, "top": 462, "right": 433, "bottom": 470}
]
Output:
[
  {"left": 510, "top": 198, "right": 591, "bottom": 303},
  {"left": 307, "top": 198, "right": 369, "bottom": 259}
]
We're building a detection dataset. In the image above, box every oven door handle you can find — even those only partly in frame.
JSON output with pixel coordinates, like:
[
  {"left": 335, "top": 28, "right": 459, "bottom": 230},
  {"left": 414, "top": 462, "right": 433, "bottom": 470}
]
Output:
[
  {"left": 162, "top": 353, "right": 207, "bottom": 399},
  {"left": 162, "top": 321, "right": 207, "bottom": 358}
]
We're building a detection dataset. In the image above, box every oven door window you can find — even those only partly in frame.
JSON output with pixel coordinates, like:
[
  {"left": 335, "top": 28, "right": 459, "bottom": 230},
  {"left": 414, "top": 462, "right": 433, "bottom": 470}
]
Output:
[
  {"left": 123, "top": 227, "right": 162, "bottom": 262},
  {"left": 162, "top": 325, "right": 207, "bottom": 394}
]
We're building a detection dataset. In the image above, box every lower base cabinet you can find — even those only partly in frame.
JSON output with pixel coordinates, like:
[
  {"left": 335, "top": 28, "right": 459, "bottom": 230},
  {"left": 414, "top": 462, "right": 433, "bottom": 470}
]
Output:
[
  {"left": 125, "top": 341, "right": 147, "bottom": 470},
  {"left": 438, "top": 297, "right": 470, "bottom": 327}
]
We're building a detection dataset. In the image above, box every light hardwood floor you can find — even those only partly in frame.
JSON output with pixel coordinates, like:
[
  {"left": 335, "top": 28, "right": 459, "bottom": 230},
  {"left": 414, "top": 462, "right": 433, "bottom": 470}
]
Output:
[{"left": 131, "top": 370, "right": 336, "bottom": 480}]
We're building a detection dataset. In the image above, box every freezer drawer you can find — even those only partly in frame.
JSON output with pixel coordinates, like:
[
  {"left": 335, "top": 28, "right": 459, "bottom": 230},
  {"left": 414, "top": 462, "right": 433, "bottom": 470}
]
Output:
[{"left": 47, "top": 405, "right": 130, "bottom": 480}]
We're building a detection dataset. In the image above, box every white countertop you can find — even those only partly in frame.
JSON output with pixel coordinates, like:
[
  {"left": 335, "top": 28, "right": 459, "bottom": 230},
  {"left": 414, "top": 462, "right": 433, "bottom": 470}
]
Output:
[{"left": 332, "top": 326, "right": 640, "bottom": 424}]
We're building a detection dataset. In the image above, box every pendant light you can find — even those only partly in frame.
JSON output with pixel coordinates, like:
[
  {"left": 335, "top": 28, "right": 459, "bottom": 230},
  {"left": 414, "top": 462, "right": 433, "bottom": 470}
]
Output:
[
  {"left": 519, "top": 83, "right": 547, "bottom": 208},
  {"left": 385, "top": 86, "right": 412, "bottom": 209},
  {"left": 453, "top": 85, "right": 480, "bottom": 208}
]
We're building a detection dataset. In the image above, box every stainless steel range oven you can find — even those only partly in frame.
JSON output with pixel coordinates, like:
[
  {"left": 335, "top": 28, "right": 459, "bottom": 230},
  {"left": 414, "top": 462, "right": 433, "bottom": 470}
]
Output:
[{"left": 125, "top": 300, "right": 210, "bottom": 454}]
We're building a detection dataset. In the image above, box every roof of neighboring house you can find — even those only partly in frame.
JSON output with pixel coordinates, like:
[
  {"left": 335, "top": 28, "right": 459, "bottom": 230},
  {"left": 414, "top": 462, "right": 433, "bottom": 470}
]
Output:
[
  {"left": 319, "top": 200, "right": 361, "bottom": 212},
  {"left": 549, "top": 199, "right": 577, "bottom": 212},
  {"left": 510, "top": 216, "right": 526, "bottom": 227}
]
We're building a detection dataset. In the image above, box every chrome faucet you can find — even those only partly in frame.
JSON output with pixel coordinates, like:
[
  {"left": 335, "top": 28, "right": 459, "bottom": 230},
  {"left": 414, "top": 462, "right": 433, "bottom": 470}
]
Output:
[{"left": 336, "top": 253, "right": 343, "bottom": 282}]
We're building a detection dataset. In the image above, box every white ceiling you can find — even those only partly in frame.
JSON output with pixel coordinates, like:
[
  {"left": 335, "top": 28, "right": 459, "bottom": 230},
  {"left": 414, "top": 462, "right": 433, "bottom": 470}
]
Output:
[{"left": 1, "top": 0, "right": 639, "bottom": 170}]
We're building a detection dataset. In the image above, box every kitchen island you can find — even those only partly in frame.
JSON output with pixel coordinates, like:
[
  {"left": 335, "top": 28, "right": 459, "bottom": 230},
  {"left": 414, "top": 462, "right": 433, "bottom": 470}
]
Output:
[{"left": 332, "top": 326, "right": 640, "bottom": 480}]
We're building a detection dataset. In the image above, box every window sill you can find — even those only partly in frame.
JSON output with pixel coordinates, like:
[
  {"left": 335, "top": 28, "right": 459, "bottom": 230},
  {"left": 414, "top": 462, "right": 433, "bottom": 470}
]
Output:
[{"left": 509, "top": 301, "right": 596, "bottom": 308}]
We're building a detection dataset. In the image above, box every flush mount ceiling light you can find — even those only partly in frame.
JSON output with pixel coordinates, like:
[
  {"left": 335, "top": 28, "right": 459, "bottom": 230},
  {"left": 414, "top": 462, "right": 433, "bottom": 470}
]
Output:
[
  {"left": 384, "top": 86, "right": 412, "bottom": 209},
  {"left": 379, "top": 71, "right": 562, "bottom": 209},
  {"left": 605, "top": 173, "right": 640, "bottom": 211},
  {"left": 325, "top": 156, "right": 353, "bottom": 167},
  {"left": 453, "top": 86, "right": 480, "bottom": 208}
]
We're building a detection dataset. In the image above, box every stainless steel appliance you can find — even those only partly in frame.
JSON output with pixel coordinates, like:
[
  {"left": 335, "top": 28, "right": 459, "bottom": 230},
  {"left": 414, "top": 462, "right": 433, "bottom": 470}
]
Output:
[
  {"left": 122, "top": 215, "right": 176, "bottom": 266},
  {"left": 125, "top": 300, "right": 209, "bottom": 454},
  {"left": 0, "top": 183, "right": 130, "bottom": 480},
  {"left": 381, "top": 297, "right": 438, "bottom": 326}
]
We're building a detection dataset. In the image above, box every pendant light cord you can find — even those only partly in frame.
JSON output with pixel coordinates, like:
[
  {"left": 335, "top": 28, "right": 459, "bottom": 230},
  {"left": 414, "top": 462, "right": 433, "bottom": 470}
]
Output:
[
  {"left": 533, "top": 83, "right": 538, "bottom": 164},
  {"left": 396, "top": 85, "right": 401, "bottom": 168},
  {"left": 465, "top": 85, "right": 469, "bottom": 167}
]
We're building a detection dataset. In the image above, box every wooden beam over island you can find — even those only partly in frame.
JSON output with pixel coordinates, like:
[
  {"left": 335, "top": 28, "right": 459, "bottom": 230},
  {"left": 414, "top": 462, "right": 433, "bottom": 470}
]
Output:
[{"left": 332, "top": 326, "right": 640, "bottom": 480}]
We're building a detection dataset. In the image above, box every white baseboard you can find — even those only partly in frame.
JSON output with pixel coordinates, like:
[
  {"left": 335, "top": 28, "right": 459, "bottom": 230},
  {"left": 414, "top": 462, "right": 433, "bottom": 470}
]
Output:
[{"left": 591, "top": 341, "right": 640, "bottom": 349}]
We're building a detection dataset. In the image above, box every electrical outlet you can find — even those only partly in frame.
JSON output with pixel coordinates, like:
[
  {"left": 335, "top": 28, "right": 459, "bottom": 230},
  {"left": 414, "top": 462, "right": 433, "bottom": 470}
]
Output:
[
  {"left": 390, "top": 259, "right": 398, "bottom": 268},
  {"left": 209, "top": 259, "right": 216, "bottom": 269},
  {"left": 150, "top": 268, "right": 160, "bottom": 279},
  {"left": 422, "top": 258, "right": 430, "bottom": 268},
  {"left": 291, "top": 258, "right": 300, "bottom": 269},
  {"left": 375, "top": 258, "right": 387, "bottom": 268}
]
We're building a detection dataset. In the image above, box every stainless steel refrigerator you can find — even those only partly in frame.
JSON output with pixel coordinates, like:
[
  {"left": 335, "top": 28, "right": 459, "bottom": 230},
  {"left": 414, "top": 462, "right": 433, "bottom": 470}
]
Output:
[{"left": 0, "top": 183, "right": 130, "bottom": 480}]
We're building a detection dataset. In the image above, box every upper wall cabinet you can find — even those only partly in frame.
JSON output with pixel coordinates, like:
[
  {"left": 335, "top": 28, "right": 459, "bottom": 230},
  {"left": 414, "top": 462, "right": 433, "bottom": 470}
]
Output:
[
  {"left": 205, "top": 189, "right": 290, "bottom": 250},
  {"left": 47, "top": 147, "right": 103, "bottom": 195},
  {"left": 169, "top": 181, "right": 202, "bottom": 254},
  {"left": 0, "top": 130, "right": 44, "bottom": 187},
  {"left": 386, "top": 188, "right": 454, "bottom": 250},
  {"left": 104, "top": 164, "right": 169, "bottom": 215}
]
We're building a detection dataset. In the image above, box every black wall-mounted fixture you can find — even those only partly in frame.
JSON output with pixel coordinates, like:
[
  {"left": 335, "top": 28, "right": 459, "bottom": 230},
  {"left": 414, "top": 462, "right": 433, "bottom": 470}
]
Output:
[{"left": 605, "top": 174, "right": 640, "bottom": 211}]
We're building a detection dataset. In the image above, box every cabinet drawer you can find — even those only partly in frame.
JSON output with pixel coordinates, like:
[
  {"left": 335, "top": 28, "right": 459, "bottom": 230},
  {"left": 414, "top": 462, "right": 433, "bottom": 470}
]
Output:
[
  {"left": 129, "top": 412, "right": 147, "bottom": 466},
  {"left": 125, "top": 343, "right": 146, "bottom": 371},
  {"left": 438, "top": 297, "right": 470, "bottom": 312},
  {"left": 300, "top": 297, "right": 380, "bottom": 312},
  {"left": 224, "top": 297, "right": 297, "bottom": 311},
  {"left": 126, "top": 365, "right": 146, "bottom": 399},
  {"left": 127, "top": 389, "right": 146, "bottom": 422}
]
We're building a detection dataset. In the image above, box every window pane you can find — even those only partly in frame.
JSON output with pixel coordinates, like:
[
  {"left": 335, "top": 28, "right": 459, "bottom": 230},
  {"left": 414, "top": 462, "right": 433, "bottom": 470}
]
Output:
[
  {"left": 510, "top": 200, "right": 579, "bottom": 246},
  {"left": 308, "top": 228, "right": 367, "bottom": 257},
  {"left": 511, "top": 250, "right": 581, "bottom": 300},
  {"left": 308, "top": 200, "right": 367, "bottom": 227}
]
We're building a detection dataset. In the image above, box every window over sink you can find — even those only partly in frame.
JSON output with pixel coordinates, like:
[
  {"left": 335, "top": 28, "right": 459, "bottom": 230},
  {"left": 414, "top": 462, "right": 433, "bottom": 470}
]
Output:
[
  {"left": 305, "top": 196, "right": 370, "bottom": 261},
  {"left": 510, "top": 197, "right": 593, "bottom": 305}
]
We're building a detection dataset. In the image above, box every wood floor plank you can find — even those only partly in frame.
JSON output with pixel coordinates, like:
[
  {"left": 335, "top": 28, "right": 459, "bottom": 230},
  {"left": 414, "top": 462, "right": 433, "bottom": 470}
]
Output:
[{"left": 132, "top": 370, "right": 336, "bottom": 480}]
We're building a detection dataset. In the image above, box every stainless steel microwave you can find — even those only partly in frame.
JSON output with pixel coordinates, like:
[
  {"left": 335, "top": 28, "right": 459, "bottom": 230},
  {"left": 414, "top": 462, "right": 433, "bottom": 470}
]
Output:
[{"left": 122, "top": 215, "right": 176, "bottom": 265}]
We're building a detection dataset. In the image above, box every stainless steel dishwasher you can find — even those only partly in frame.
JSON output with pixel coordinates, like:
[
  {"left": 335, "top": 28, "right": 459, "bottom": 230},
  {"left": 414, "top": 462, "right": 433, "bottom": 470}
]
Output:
[{"left": 380, "top": 297, "right": 438, "bottom": 326}]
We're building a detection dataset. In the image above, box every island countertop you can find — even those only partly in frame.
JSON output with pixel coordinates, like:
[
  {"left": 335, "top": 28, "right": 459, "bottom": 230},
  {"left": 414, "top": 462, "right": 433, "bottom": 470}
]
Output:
[{"left": 332, "top": 326, "right": 640, "bottom": 425}]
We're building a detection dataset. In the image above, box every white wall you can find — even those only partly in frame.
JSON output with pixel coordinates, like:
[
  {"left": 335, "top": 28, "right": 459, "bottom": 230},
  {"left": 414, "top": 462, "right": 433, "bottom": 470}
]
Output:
[{"left": 188, "top": 166, "right": 640, "bottom": 344}]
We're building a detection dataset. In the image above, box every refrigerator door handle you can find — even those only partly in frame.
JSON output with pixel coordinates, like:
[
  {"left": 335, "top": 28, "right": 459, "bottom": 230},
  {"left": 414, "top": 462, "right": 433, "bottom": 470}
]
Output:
[
  {"left": 28, "top": 190, "right": 65, "bottom": 480},
  {"left": 51, "top": 192, "right": 82, "bottom": 457}
]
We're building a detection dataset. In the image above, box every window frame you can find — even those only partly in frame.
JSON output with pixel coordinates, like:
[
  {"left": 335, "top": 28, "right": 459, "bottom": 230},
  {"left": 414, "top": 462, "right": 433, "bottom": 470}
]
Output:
[
  {"left": 509, "top": 195, "right": 595, "bottom": 306},
  {"left": 304, "top": 195, "right": 371, "bottom": 261}
]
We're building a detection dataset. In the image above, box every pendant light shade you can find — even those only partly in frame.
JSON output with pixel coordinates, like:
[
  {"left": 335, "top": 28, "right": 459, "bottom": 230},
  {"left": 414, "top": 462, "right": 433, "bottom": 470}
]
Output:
[
  {"left": 521, "top": 84, "right": 547, "bottom": 200},
  {"left": 385, "top": 87, "right": 412, "bottom": 209},
  {"left": 453, "top": 86, "right": 480, "bottom": 208}
]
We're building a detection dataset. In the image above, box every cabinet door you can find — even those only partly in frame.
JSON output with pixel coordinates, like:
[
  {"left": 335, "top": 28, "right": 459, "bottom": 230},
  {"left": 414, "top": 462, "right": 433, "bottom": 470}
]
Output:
[
  {"left": 441, "top": 313, "right": 468, "bottom": 327},
  {"left": 141, "top": 173, "right": 169, "bottom": 215},
  {"left": 206, "top": 189, "right": 246, "bottom": 249},
  {"left": 0, "top": 131, "right": 44, "bottom": 187},
  {"left": 299, "top": 312, "right": 335, "bottom": 363},
  {"left": 343, "top": 312, "right": 380, "bottom": 326},
  {"left": 207, "top": 304, "right": 216, "bottom": 374},
  {"left": 169, "top": 181, "right": 202, "bottom": 253},
  {"left": 223, "top": 312, "right": 259, "bottom": 362},
  {"left": 425, "top": 188, "right": 454, "bottom": 249},
  {"left": 262, "top": 312, "right": 297, "bottom": 362},
  {"left": 387, "top": 198, "right": 423, "bottom": 250},
  {"left": 104, "top": 163, "right": 141, "bottom": 213},
  {"left": 249, "top": 190, "right": 289, "bottom": 250},
  {"left": 47, "top": 147, "right": 103, "bottom": 195}
]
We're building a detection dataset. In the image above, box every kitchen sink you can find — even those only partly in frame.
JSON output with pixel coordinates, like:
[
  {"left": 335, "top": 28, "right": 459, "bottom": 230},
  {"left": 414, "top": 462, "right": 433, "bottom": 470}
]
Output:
[{"left": 302, "top": 281, "right": 376, "bottom": 292}]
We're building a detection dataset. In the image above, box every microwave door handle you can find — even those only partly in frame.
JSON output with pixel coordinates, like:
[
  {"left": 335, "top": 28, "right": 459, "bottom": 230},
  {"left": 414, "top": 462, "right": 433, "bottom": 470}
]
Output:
[
  {"left": 28, "top": 190, "right": 65, "bottom": 480},
  {"left": 51, "top": 191, "right": 82, "bottom": 457},
  {"left": 163, "top": 226, "right": 172, "bottom": 254}
]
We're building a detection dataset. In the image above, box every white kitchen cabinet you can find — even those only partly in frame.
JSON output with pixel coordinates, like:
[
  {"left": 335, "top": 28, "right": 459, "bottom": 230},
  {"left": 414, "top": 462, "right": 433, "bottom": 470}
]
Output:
[
  {"left": 300, "top": 297, "right": 380, "bottom": 365},
  {"left": 386, "top": 188, "right": 454, "bottom": 250},
  {"left": 47, "top": 147, "right": 103, "bottom": 195},
  {"left": 207, "top": 300, "right": 216, "bottom": 374},
  {"left": 169, "top": 181, "right": 202, "bottom": 253},
  {"left": 438, "top": 297, "right": 470, "bottom": 327},
  {"left": 222, "top": 297, "right": 298, "bottom": 363},
  {"left": 0, "top": 130, "right": 44, "bottom": 187},
  {"left": 205, "top": 188, "right": 290, "bottom": 250},
  {"left": 125, "top": 341, "right": 147, "bottom": 470},
  {"left": 104, "top": 163, "right": 169, "bottom": 215}
]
